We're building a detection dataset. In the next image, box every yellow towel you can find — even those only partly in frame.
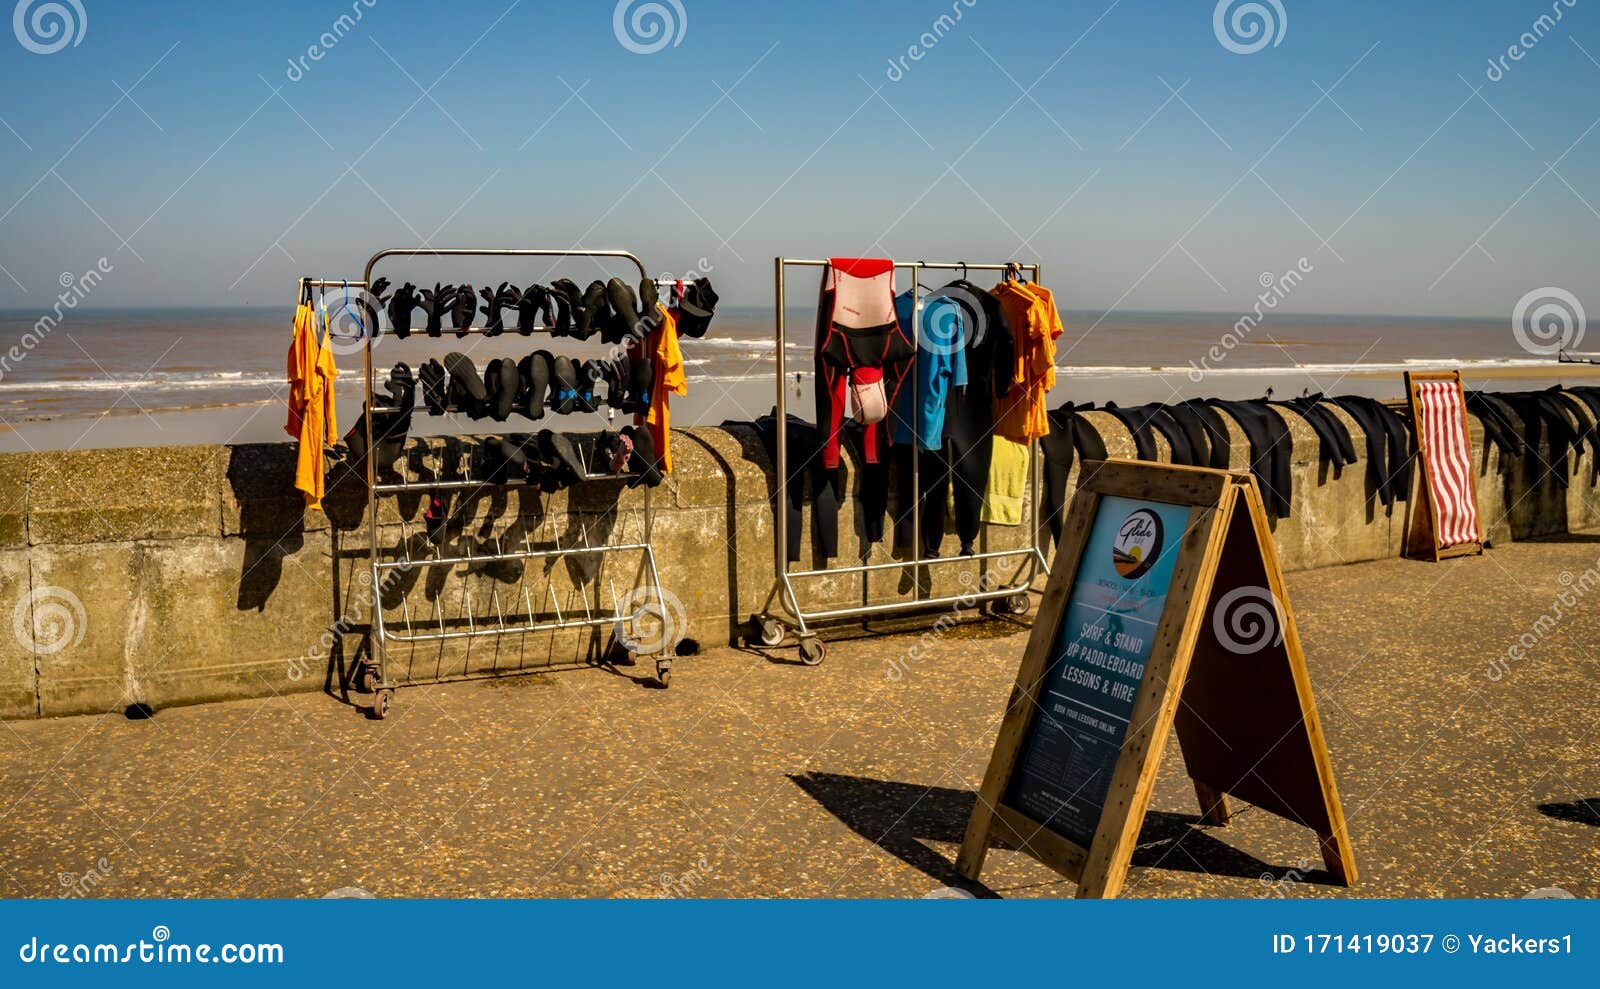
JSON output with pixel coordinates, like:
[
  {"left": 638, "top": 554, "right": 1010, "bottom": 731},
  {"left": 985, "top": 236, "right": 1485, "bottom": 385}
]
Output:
[{"left": 981, "top": 436, "right": 1028, "bottom": 525}]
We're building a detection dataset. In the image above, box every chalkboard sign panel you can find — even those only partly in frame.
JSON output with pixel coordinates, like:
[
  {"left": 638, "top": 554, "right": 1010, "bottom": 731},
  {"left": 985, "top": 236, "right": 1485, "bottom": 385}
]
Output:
[
  {"left": 1004, "top": 496, "right": 1191, "bottom": 847},
  {"left": 955, "top": 460, "right": 1357, "bottom": 898}
]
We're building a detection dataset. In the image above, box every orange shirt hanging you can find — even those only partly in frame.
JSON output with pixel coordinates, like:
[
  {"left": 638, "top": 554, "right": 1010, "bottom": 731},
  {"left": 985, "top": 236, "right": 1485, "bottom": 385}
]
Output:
[
  {"left": 991, "top": 279, "right": 1063, "bottom": 442},
  {"left": 286, "top": 297, "right": 339, "bottom": 510},
  {"left": 636, "top": 302, "right": 687, "bottom": 472}
]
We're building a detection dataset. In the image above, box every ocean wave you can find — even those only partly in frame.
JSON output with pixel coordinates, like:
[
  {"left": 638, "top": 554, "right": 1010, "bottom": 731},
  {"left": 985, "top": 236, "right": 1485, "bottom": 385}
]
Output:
[
  {"left": 1052, "top": 357, "right": 1561, "bottom": 376},
  {"left": 0, "top": 371, "right": 283, "bottom": 393}
]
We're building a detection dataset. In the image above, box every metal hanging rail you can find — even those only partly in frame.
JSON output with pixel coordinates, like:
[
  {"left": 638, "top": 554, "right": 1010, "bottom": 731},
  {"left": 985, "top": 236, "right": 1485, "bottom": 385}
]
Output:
[
  {"left": 305, "top": 248, "right": 680, "bottom": 718},
  {"left": 752, "top": 258, "right": 1053, "bottom": 665}
]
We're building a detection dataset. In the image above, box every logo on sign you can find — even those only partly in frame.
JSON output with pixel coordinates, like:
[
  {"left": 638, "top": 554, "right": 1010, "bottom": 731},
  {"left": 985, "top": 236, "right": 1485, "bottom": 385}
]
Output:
[{"left": 1111, "top": 509, "right": 1163, "bottom": 579}]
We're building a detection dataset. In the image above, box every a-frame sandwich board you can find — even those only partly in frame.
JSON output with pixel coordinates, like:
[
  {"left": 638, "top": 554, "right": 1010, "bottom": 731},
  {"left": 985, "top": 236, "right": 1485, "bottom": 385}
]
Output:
[{"left": 955, "top": 459, "right": 1356, "bottom": 898}]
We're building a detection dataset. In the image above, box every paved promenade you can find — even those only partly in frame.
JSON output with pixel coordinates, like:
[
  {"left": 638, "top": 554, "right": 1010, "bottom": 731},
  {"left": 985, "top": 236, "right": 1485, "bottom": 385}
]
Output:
[{"left": 2, "top": 540, "right": 1597, "bottom": 899}]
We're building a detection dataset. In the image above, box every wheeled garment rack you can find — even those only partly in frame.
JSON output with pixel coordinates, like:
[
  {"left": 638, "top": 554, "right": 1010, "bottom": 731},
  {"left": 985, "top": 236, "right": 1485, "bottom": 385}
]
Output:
[
  {"left": 753, "top": 258, "right": 1053, "bottom": 664},
  {"left": 308, "top": 248, "right": 678, "bottom": 719}
]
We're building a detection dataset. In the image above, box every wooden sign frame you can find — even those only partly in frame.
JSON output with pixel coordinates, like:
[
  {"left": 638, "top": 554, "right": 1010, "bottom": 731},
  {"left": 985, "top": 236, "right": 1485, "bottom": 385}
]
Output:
[
  {"left": 1403, "top": 369, "right": 1484, "bottom": 561},
  {"left": 955, "top": 459, "right": 1356, "bottom": 898}
]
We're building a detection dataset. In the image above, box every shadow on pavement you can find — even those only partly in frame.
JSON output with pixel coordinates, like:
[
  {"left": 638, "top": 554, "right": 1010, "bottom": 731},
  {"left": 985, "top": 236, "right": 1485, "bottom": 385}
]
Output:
[
  {"left": 1538, "top": 798, "right": 1600, "bottom": 827},
  {"left": 791, "top": 771, "right": 1344, "bottom": 895}
]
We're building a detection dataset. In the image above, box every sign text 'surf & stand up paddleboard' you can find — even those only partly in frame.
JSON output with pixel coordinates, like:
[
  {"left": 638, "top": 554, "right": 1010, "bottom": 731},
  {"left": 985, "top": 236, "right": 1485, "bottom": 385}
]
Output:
[{"left": 956, "top": 459, "right": 1356, "bottom": 898}]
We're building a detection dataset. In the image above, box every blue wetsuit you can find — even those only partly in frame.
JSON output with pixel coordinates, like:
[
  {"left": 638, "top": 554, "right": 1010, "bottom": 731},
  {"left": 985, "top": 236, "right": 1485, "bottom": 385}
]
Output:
[{"left": 892, "top": 290, "right": 969, "bottom": 449}]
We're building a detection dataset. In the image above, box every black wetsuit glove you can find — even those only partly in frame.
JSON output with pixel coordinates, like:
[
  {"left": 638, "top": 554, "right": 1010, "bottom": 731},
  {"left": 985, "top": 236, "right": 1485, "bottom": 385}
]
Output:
[
  {"left": 418, "top": 283, "right": 455, "bottom": 338},
  {"left": 479, "top": 282, "right": 517, "bottom": 337},
  {"left": 513, "top": 284, "right": 551, "bottom": 335},
  {"left": 353, "top": 277, "right": 390, "bottom": 339},
  {"left": 419, "top": 359, "right": 448, "bottom": 415},
  {"left": 450, "top": 283, "right": 477, "bottom": 336},
  {"left": 386, "top": 282, "right": 419, "bottom": 339}
]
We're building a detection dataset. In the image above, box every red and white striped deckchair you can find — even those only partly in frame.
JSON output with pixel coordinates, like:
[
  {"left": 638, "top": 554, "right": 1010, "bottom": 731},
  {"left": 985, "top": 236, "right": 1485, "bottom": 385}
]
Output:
[{"left": 1404, "top": 370, "right": 1484, "bottom": 560}]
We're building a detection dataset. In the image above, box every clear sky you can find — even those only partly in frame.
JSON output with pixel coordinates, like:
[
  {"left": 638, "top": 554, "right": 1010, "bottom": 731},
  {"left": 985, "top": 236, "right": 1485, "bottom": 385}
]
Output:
[{"left": 0, "top": 0, "right": 1595, "bottom": 317}]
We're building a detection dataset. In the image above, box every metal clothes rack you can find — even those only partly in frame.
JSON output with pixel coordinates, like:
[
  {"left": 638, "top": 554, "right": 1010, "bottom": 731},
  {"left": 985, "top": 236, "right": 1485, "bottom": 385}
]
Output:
[
  {"left": 753, "top": 258, "right": 1053, "bottom": 664},
  {"left": 306, "top": 249, "right": 678, "bottom": 719}
]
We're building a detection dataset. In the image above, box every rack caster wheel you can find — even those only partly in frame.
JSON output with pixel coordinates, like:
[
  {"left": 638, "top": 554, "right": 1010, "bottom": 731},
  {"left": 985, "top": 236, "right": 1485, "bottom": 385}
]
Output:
[
  {"left": 371, "top": 689, "right": 392, "bottom": 720},
  {"left": 798, "top": 637, "right": 826, "bottom": 666},
  {"left": 655, "top": 659, "right": 672, "bottom": 688},
  {"left": 359, "top": 666, "right": 378, "bottom": 694},
  {"left": 756, "top": 616, "right": 785, "bottom": 647},
  {"left": 1005, "top": 593, "right": 1032, "bottom": 616}
]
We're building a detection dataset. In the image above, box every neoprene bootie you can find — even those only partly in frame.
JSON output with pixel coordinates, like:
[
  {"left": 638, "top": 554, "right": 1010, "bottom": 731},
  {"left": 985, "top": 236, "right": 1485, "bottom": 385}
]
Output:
[
  {"left": 604, "top": 277, "right": 639, "bottom": 343},
  {"left": 424, "top": 493, "right": 450, "bottom": 543},
  {"left": 345, "top": 405, "right": 409, "bottom": 474},
  {"left": 517, "top": 350, "right": 552, "bottom": 420},
  {"left": 594, "top": 357, "right": 623, "bottom": 409},
  {"left": 621, "top": 342, "right": 653, "bottom": 415},
  {"left": 678, "top": 277, "right": 719, "bottom": 338},
  {"left": 485, "top": 358, "right": 519, "bottom": 422},
  {"left": 574, "top": 280, "right": 609, "bottom": 341},
  {"left": 538, "top": 430, "right": 588, "bottom": 488},
  {"left": 623, "top": 424, "right": 663, "bottom": 487},
  {"left": 551, "top": 356, "right": 581, "bottom": 414},
  {"left": 549, "top": 279, "right": 582, "bottom": 337},
  {"left": 444, "top": 352, "right": 489, "bottom": 419},
  {"left": 574, "top": 359, "right": 605, "bottom": 413}
]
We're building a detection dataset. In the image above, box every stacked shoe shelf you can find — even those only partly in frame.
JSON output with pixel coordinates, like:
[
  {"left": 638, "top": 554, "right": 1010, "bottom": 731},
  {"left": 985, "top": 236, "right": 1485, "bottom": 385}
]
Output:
[{"left": 314, "top": 248, "right": 687, "bottom": 719}]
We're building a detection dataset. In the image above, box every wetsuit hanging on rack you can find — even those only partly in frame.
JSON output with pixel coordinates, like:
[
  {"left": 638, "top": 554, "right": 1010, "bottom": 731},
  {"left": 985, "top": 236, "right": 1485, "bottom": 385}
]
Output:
[
  {"left": 940, "top": 276, "right": 1015, "bottom": 554},
  {"left": 814, "top": 258, "right": 915, "bottom": 470}
]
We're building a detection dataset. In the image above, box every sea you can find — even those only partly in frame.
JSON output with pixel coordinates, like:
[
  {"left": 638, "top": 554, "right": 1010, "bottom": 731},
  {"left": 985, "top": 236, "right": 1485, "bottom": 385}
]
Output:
[{"left": 0, "top": 305, "right": 1584, "bottom": 448}]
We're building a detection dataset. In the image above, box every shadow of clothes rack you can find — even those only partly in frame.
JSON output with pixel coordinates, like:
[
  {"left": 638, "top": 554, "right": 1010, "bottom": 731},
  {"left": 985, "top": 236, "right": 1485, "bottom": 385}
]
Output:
[
  {"left": 310, "top": 248, "right": 676, "bottom": 719},
  {"left": 752, "top": 257, "right": 1052, "bottom": 665}
]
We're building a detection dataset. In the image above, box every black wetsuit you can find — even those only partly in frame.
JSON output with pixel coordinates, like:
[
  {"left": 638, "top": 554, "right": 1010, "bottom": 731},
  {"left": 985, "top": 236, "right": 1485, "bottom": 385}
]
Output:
[
  {"left": 1462, "top": 391, "right": 1526, "bottom": 460},
  {"left": 1039, "top": 403, "right": 1108, "bottom": 543},
  {"left": 1328, "top": 395, "right": 1415, "bottom": 508},
  {"left": 1207, "top": 399, "right": 1293, "bottom": 519},
  {"left": 940, "top": 279, "right": 1017, "bottom": 555},
  {"left": 1276, "top": 396, "right": 1356, "bottom": 472},
  {"left": 736, "top": 412, "right": 841, "bottom": 564}
]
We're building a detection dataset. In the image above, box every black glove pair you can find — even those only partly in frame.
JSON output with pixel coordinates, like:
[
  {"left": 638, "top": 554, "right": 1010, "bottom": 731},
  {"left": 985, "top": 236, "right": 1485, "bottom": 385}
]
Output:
[{"left": 478, "top": 282, "right": 520, "bottom": 336}]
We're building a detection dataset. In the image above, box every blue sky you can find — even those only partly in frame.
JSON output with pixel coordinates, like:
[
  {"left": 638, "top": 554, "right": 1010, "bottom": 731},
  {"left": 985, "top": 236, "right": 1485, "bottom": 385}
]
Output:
[{"left": 0, "top": 0, "right": 1596, "bottom": 316}]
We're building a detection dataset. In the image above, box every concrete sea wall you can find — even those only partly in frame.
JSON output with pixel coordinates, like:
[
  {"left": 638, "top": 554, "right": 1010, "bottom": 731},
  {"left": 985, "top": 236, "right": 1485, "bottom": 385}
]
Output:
[{"left": 2, "top": 403, "right": 1597, "bottom": 719}]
